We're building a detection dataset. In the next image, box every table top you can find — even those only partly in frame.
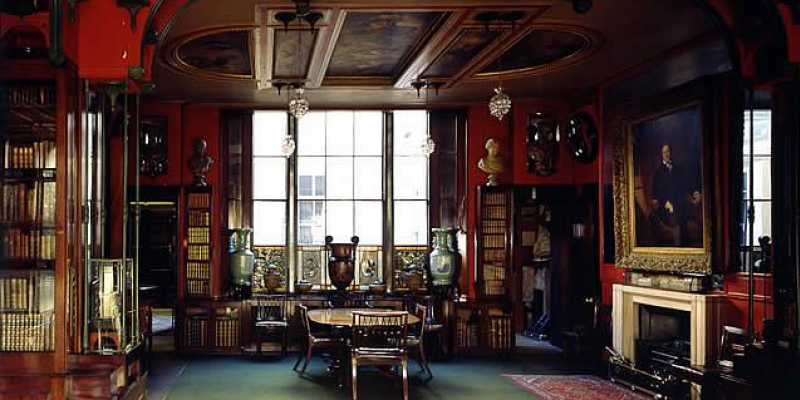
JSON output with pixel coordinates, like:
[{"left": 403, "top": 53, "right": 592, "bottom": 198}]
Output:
[{"left": 307, "top": 308, "right": 419, "bottom": 327}]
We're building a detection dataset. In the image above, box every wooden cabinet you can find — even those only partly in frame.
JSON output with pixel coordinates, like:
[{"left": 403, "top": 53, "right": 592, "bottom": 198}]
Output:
[
  {"left": 462, "top": 186, "right": 516, "bottom": 356},
  {"left": 0, "top": 59, "right": 78, "bottom": 377},
  {"left": 178, "top": 301, "right": 242, "bottom": 354},
  {"left": 454, "top": 301, "right": 514, "bottom": 356}
]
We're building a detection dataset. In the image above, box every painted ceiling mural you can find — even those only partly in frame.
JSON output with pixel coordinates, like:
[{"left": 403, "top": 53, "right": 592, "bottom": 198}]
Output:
[
  {"left": 176, "top": 30, "right": 252, "bottom": 77},
  {"left": 326, "top": 12, "right": 444, "bottom": 77},
  {"left": 479, "top": 28, "right": 590, "bottom": 74},
  {"left": 422, "top": 28, "right": 503, "bottom": 79},
  {"left": 274, "top": 29, "right": 316, "bottom": 79}
]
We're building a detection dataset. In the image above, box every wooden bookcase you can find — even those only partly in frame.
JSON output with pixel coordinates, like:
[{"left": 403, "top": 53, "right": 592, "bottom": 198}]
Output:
[
  {"left": 0, "top": 75, "right": 60, "bottom": 360},
  {"left": 475, "top": 186, "right": 515, "bottom": 299},
  {"left": 185, "top": 187, "right": 213, "bottom": 298},
  {"left": 465, "top": 186, "right": 516, "bottom": 355},
  {"left": 454, "top": 301, "right": 514, "bottom": 356},
  {"left": 178, "top": 300, "right": 241, "bottom": 354}
]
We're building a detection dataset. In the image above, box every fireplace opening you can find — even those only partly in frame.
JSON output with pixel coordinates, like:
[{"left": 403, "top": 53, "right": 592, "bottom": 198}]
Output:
[{"left": 636, "top": 305, "right": 691, "bottom": 371}]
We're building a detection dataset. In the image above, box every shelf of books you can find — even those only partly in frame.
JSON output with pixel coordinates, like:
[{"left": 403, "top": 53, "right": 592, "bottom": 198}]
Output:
[
  {"left": 211, "top": 302, "right": 241, "bottom": 354},
  {"left": 475, "top": 186, "right": 513, "bottom": 299},
  {"left": 186, "top": 187, "right": 212, "bottom": 298},
  {"left": 0, "top": 82, "right": 58, "bottom": 354},
  {"left": 454, "top": 301, "right": 513, "bottom": 356},
  {"left": 180, "top": 303, "right": 209, "bottom": 353}
]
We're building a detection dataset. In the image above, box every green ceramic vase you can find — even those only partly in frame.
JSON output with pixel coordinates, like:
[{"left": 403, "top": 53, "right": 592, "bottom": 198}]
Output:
[
  {"left": 429, "top": 227, "right": 458, "bottom": 286},
  {"left": 230, "top": 228, "right": 254, "bottom": 286}
]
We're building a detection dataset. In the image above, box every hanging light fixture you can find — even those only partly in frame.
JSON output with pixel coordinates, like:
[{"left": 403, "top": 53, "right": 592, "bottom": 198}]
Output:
[
  {"left": 489, "top": 86, "right": 511, "bottom": 121},
  {"left": 477, "top": 11, "right": 522, "bottom": 121},
  {"left": 413, "top": 81, "right": 437, "bottom": 157},
  {"left": 288, "top": 86, "right": 309, "bottom": 119},
  {"left": 280, "top": 133, "right": 296, "bottom": 157}
]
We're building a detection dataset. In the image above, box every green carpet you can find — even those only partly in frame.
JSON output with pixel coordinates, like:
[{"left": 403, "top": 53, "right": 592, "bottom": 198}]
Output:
[{"left": 163, "top": 354, "right": 593, "bottom": 400}]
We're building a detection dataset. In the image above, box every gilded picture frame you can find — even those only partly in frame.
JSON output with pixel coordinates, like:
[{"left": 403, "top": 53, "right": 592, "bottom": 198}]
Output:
[{"left": 612, "top": 82, "right": 713, "bottom": 274}]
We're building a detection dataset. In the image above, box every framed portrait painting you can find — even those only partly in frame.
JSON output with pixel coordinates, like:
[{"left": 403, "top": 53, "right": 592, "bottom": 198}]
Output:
[{"left": 612, "top": 82, "right": 713, "bottom": 274}]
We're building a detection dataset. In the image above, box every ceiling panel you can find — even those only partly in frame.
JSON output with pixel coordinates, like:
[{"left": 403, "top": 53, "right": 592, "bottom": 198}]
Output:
[
  {"left": 273, "top": 29, "right": 316, "bottom": 80},
  {"left": 421, "top": 28, "right": 502, "bottom": 79},
  {"left": 326, "top": 12, "right": 445, "bottom": 77},
  {"left": 480, "top": 28, "right": 589, "bottom": 74},
  {"left": 175, "top": 30, "right": 253, "bottom": 77}
]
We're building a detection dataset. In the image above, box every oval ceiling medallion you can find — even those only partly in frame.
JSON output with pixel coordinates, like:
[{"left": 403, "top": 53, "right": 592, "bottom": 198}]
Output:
[
  {"left": 472, "top": 25, "right": 603, "bottom": 80},
  {"left": 163, "top": 27, "right": 255, "bottom": 81}
]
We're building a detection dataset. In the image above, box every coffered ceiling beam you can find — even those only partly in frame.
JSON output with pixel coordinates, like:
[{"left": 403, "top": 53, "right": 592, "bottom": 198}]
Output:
[
  {"left": 393, "top": 11, "right": 467, "bottom": 89},
  {"left": 445, "top": 10, "right": 544, "bottom": 88},
  {"left": 255, "top": 7, "right": 274, "bottom": 89},
  {"left": 306, "top": 8, "right": 345, "bottom": 88}
]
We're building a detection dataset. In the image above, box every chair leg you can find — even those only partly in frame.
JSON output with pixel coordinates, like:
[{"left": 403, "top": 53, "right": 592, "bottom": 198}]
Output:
[
  {"left": 256, "top": 328, "right": 262, "bottom": 357},
  {"left": 299, "top": 340, "right": 312, "bottom": 375},
  {"left": 281, "top": 329, "right": 288, "bottom": 358},
  {"left": 293, "top": 349, "right": 303, "bottom": 371},
  {"left": 401, "top": 359, "right": 409, "bottom": 400},
  {"left": 351, "top": 359, "right": 359, "bottom": 400},
  {"left": 419, "top": 343, "right": 432, "bottom": 378}
]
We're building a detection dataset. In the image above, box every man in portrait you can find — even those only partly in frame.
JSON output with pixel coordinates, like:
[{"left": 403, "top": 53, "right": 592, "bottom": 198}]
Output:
[{"left": 650, "top": 143, "right": 702, "bottom": 247}]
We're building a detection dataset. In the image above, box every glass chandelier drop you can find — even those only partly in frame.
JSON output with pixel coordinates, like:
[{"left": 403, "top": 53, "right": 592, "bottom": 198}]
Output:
[
  {"left": 421, "top": 134, "right": 436, "bottom": 157},
  {"left": 418, "top": 81, "right": 436, "bottom": 157},
  {"left": 489, "top": 86, "right": 511, "bottom": 121},
  {"left": 280, "top": 133, "right": 296, "bottom": 157},
  {"left": 288, "top": 87, "right": 309, "bottom": 119}
]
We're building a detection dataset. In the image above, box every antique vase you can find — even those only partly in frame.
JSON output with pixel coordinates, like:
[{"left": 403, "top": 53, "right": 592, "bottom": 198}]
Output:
[
  {"left": 229, "top": 228, "right": 254, "bottom": 287},
  {"left": 326, "top": 235, "right": 359, "bottom": 291},
  {"left": 429, "top": 227, "right": 459, "bottom": 286},
  {"left": 263, "top": 264, "right": 283, "bottom": 292}
]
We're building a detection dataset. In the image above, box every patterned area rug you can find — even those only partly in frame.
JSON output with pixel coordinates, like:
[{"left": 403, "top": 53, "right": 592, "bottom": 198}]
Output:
[{"left": 503, "top": 375, "right": 652, "bottom": 400}]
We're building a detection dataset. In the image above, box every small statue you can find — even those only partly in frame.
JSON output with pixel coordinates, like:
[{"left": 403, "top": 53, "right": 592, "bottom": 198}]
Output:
[
  {"left": 188, "top": 138, "right": 213, "bottom": 186},
  {"left": 478, "top": 138, "right": 503, "bottom": 186}
]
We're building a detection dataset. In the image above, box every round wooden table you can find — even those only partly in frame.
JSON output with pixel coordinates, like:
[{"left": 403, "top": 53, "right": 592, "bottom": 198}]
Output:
[{"left": 307, "top": 308, "right": 420, "bottom": 327}]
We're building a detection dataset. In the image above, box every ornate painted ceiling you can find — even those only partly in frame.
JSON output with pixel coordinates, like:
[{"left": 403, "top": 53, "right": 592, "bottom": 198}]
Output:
[{"left": 152, "top": 0, "right": 729, "bottom": 106}]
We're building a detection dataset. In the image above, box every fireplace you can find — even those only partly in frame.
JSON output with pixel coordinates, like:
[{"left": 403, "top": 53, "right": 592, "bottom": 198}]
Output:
[
  {"left": 612, "top": 284, "right": 724, "bottom": 367},
  {"left": 636, "top": 305, "right": 691, "bottom": 371}
]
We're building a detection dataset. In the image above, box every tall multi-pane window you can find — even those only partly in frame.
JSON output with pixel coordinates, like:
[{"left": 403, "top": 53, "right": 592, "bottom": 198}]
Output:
[
  {"left": 251, "top": 110, "right": 428, "bottom": 289},
  {"left": 252, "top": 112, "right": 288, "bottom": 246},
  {"left": 393, "top": 110, "right": 429, "bottom": 245},
  {"left": 741, "top": 110, "right": 772, "bottom": 270},
  {"left": 296, "top": 111, "right": 384, "bottom": 287},
  {"left": 392, "top": 111, "right": 430, "bottom": 287}
]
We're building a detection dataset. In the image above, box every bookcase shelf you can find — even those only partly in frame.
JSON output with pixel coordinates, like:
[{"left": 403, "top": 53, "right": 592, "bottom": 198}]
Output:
[
  {"left": 475, "top": 186, "right": 514, "bottom": 299},
  {"left": 0, "top": 81, "right": 58, "bottom": 356},
  {"left": 185, "top": 187, "right": 213, "bottom": 298},
  {"left": 462, "top": 186, "right": 516, "bottom": 356}
]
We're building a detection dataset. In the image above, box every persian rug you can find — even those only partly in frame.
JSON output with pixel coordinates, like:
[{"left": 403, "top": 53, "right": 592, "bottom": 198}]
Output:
[{"left": 503, "top": 375, "right": 652, "bottom": 400}]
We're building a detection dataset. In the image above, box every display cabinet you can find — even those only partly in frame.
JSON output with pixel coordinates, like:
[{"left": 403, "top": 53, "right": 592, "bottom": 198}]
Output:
[{"left": 85, "top": 259, "right": 138, "bottom": 354}]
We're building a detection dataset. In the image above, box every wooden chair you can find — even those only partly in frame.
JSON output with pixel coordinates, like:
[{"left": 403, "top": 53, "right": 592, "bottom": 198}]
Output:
[
  {"left": 718, "top": 325, "right": 747, "bottom": 370},
  {"left": 327, "top": 291, "right": 371, "bottom": 308},
  {"left": 351, "top": 311, "right": 409, "bottom": 400},
  {"left": 293, "top": 304, "right": 344, "bottom": 375},
  {"left": 253, "top": 295, "right": 289, "bottom": 357},
  {"left": 406, "top": 303, "right": 432, "bottom": 378}
]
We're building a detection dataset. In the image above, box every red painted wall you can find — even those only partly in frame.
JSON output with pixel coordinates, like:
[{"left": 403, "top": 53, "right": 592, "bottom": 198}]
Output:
[
  {"left": 74, "top": 1, "right": 151, "bottom": 80},
  {"left": 138, "top": 102, "right": 183, "bottom": 187},
  {"left": 464, "top": 101, "right": 601, "bottom": 298},
  {"left": 110, "top": 101, "right": 223, "bottom": 298},
  {"left": 181, "top": 105, "right": 223, "bottom": 297}
]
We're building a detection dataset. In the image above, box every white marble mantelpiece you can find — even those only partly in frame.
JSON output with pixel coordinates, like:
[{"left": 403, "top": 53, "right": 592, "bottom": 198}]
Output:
[{"left": 612, "top": 284, "right": 725, "bottom": 366}]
